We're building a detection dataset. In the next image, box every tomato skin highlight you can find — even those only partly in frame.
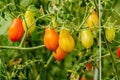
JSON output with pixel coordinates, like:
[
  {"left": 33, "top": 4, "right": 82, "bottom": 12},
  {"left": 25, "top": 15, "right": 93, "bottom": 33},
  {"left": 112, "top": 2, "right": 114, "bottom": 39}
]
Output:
[
  {"left": 59, "top": 29, "right": 75, "bottom": 52},
  {"left": 8, "top": 18, "right": 24, "bottom": 42},
  {"left": 105, "top": 28, "right": 115, "bottom": 43},
  {"left": 81, "top": 30, "right": 93, "bottom": 49},
  {"left": 117, "top": 47, "right": 120, "bottom": 59},
  {"left": 44, "top": 28, "right": 59, "bottom": 51},
  {"left": 52, "top": 46, "right": 66, "bottom": 61},
  {"left": 87, "top": 11, "right": 99, "bottom": 30}
]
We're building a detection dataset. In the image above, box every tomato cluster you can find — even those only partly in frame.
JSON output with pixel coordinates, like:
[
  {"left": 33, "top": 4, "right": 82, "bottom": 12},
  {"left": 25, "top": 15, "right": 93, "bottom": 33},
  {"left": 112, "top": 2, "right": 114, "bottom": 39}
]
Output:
[
  {"left": 80, "top": 10, "right": 99, "bottom": 50},
  {"left": 44, "top": 28, "right": 75, "bottom": 61},
  {"left": 8, "top": 10, "right": 36, "bottom": 42}
]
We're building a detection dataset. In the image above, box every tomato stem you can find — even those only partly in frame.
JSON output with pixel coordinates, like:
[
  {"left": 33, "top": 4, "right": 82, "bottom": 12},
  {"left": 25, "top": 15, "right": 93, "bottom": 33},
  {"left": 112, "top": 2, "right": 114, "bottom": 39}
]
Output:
[
  {"left": 44, "top": 55, "right": 53, "bottom": 68},
  {"left": 0, "top": 45, "right": 45, "bottom": 50}
]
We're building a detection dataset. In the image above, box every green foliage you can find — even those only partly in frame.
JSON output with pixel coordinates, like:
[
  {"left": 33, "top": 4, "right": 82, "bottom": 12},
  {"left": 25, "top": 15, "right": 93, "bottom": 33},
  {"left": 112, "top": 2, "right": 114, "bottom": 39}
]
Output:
[{"left": 0, "top": 0, "right": 100, "bottom": 80}]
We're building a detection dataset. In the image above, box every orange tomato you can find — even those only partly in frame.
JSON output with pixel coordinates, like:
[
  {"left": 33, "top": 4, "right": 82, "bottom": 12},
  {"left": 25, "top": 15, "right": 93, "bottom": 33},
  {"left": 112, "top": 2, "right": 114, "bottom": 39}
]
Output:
[
  {"left": 52, "top": 46, "right": 67, "bottom": 61},
  {"left": 81, "top": 75, "right": 87, "bottom": 80},
  {"left": 87, "top": 11, "right": 99, "bottom": 30},
  {"left": 8, "top": 18, "right": 24, "bottom": 42},
  {"left": 44, "top": 28, "right": 59, "bottom": 51}
]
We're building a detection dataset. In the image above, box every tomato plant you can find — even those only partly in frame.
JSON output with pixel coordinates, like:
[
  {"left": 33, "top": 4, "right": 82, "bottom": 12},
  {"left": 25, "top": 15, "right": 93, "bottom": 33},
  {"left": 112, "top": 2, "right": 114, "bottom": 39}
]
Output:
[
  {"left": 0, "top": 0, "right": 100, "bottom": 80},
  {"left": 101, "top": 0, "right": 120, "bottom": 79},
  {"left": 8, "top": 18, "right": 24, "bottom": 42}
]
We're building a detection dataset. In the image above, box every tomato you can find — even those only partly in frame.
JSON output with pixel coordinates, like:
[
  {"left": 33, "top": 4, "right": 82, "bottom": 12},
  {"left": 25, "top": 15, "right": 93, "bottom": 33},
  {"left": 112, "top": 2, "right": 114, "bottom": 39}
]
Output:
[
  {"left": 117, "top": 47, "right": 120, "bottom": 59},
  {"left": 23, "top": 10, "right": 36, "bottom": 35},
  {"left": 52, "top": 46, "right": 67, "bottom": 61},
  {"left": 81, "top": 29, "right": 93, "bottom": 49},
  {"left": 81, "top": 75, "right": 87, "bottom": 80},
  {"left": 59, "top": 29, "right": 75, "bottom": 52},
  {"left": 105, "top": 27, "right": 115, "bottom": 43},
  {"left": 44, "top": 28, "right": 59, "bottom": 51},
  {"left": 87, "top": 11, "right": 99, "bottom": 30},
  {"left": 8, "top": 18, "right": 24, "bottom": 42},
  {"left": 86, "top": 62, "right": 92, "bottom": 71}
]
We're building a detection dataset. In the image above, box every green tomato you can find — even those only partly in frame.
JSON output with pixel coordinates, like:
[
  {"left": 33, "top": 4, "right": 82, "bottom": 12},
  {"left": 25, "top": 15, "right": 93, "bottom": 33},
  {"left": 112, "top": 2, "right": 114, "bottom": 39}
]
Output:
[
  {"left": 81, "top": 29, "right": 94, "bottom": 49},
  {"left": 105, "top": 28, "right": 115, "bottom": 43}
]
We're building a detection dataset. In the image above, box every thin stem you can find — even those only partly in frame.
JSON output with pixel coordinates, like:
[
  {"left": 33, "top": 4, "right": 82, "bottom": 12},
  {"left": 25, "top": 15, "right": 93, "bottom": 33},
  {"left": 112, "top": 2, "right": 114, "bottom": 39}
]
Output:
[
  {"left": 101, "top": 53, "right": 110, "bottom": 58},
  {"left": 0, "top": 45, "right": 45, "bottom": 50},
  {"left": 44, "top": 55, "right": 53, "bottom": 68},
  {"left": 78, "top": 7, "right": 90, "bottom": 30},
  {"left": 113, "top": 9, "right": 120, "bottom": 17},
  {"left": 72, "top": 55, "right": 99, "bottom": 73},
  {"left": 18, "top": 14, "right": 49, "bottom": 47},
  {"left": 18, "top": 29, "right": 27, "bottom": 47},
  {"left": 0, "top": 3, "right": 14, "bottom": 12}
]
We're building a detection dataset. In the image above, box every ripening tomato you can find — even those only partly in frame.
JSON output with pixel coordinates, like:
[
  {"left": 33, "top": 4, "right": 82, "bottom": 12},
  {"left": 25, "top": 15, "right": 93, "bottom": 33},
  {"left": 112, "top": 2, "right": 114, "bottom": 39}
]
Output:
[
  {"left": 87, "top": 11, "right": 99, "bottom": 30},
  {"left": 117, "top": 47, "right": 120, "bottom": 59},
  {"left": 59, "top": 29, "right": 75, "bottom": 52},
  {"left": 86, "top": 62, "right": 92, "bottom": 71},
  {"left": 81, "top": 29, "right": 93, "bottom": 49},
  {"left": 8, "top": 18, "right": 24, "bottom": 42},
  {"left": 23, "top": 10, "right": 36, "bottom": 35},
  {"left": 105, "top": 27, "right": 115, "bottom": 43},
  {"left": 44, "top": 28, "right": 59, "bottom": 51},
  {"left": 52, "top": 46, "right": 67, "bottom": 61},
  {"left": 81, "top": 75, "right": 87, "bottom": 80}
]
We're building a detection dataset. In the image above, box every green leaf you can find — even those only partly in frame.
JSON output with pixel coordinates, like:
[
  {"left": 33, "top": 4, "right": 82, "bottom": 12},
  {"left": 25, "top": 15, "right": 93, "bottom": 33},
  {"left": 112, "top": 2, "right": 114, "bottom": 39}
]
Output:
[{"left": 0, "top": 12, "right": 13, "bottom": 35}]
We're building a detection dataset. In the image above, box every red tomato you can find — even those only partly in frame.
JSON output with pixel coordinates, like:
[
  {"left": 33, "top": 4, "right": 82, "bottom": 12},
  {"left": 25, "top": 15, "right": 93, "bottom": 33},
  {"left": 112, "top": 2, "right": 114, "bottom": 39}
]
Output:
[
  {"left": 52, "top": 46, "right": 67, "bottom": 61},
  {"left": 44, "top": 28, "right": 59, "bottom": 51},
  {"left": 86, "top": 62, "right": 92, "bottom": 71},
  {"left": 117, "top": 47, "right": 120, "bottom": 59},
  {"left": 8, "top": 18, "right": 24, "bottom": 42}
]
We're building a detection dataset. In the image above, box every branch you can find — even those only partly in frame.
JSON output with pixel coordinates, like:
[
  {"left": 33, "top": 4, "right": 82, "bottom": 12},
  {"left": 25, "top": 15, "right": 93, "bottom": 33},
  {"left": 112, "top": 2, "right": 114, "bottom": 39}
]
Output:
[{"left": 0, "top": 45, "right": 45, "bottom": 50}]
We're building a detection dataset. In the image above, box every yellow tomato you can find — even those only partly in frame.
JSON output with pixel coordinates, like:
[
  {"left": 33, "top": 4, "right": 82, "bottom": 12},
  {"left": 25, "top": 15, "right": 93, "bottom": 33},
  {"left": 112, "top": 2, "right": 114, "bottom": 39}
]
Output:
[
  {"left": 105, "top": 27, "right": 115, "bottom": 43},
  {"left": 87, "top": 11, "right": 99, "bottom": 30},
  {"left": 81, "top": 30, "right": 94, "bottom": 49},
  {"left": 23, "top": 10, "right": 36, "bottom": 35},
  {"left": 59, "top": 29, "right": 75, "bottom": 52}
]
